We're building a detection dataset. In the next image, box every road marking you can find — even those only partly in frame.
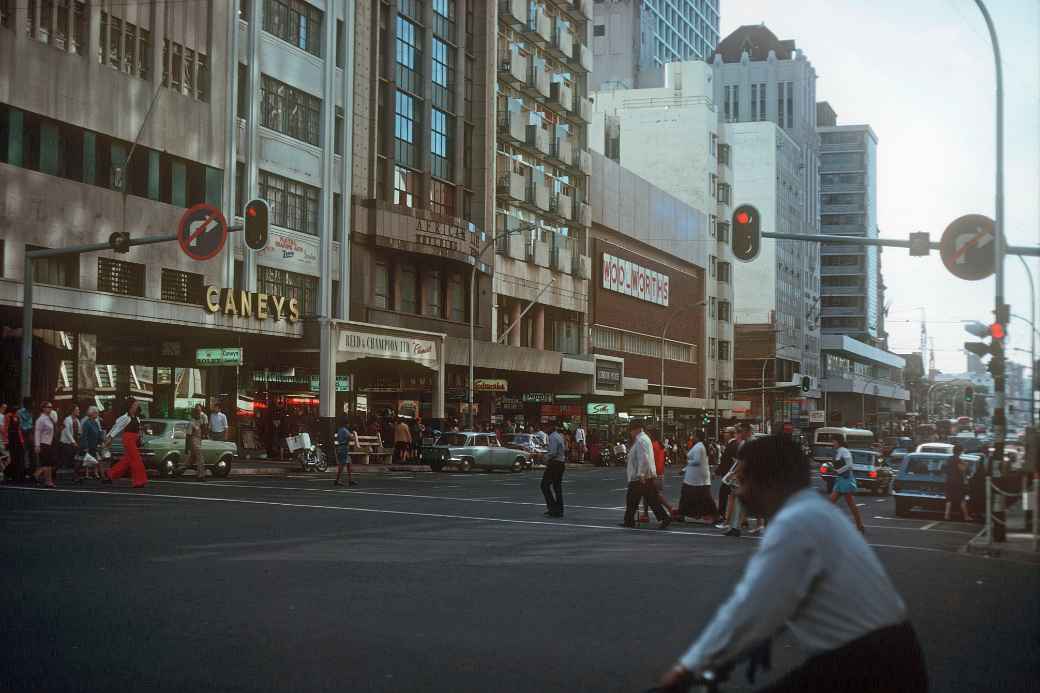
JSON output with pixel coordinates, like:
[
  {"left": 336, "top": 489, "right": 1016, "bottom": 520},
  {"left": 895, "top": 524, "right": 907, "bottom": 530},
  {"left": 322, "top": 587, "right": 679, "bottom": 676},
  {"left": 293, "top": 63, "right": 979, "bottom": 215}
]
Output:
[
  {"left": 920, "top": 521, "right": 940, "bottom": 530},
  {"left": 857, "top": 503, "right": 866, "bottom": 507},
  {"left": 876, "top": 499, "right": 888, "bottom": 503}
]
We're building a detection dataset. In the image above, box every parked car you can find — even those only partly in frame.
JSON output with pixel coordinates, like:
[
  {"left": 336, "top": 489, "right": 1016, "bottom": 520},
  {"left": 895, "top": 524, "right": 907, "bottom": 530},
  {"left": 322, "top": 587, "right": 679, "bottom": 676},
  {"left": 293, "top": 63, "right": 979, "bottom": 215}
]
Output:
[
  {"left": 915, "top": 442, "right": 954, "bottom": 455},
  {"left": 882, "top": 436, "right": 913, "bottom": 456},
  {"left": 139, "top": 419, "right": 237, "bottom": 478},
  {"left": 108, "top": 434, "right": 157, "bottom": 470},
  {"left": 891, "top": 452, "right": 981, "bottom": 517},
  {"left": 421, "top": 432, "right": 529, "bottom": 473},
  {"left": 819, "top": 449, "right": 895, "bottom": 495},
  {"left": 500, "top": 433, "right": 545, "bottom": 468}
]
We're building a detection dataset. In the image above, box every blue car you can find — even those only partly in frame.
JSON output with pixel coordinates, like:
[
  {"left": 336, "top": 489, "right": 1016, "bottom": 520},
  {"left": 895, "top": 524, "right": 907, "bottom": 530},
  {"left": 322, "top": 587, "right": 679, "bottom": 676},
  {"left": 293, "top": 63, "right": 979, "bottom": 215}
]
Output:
[{"left": 891, "top": 452, "right": 980, "bottom": 517}]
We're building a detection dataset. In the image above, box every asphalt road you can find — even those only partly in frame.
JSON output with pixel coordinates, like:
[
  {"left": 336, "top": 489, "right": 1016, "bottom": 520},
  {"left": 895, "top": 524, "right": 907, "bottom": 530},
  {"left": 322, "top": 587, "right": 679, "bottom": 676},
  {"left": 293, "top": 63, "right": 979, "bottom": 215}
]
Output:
[{"left": 2, "top": 466, "right": 1037, "bottom": 693}]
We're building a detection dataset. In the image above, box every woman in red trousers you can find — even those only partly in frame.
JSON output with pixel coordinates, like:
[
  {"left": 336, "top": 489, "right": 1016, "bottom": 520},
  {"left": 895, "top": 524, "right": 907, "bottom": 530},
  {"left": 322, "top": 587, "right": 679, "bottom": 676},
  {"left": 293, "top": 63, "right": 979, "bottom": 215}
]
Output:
[{"left": 105, "top": 399, "right": 147, "bottom": 487}]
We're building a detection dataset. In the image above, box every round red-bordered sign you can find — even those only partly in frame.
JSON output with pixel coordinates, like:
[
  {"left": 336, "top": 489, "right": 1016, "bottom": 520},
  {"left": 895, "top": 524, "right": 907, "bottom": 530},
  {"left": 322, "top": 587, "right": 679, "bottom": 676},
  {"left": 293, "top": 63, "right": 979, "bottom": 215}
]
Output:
[{"left": 177, "top": 203, "right": 228, "bottom": 261}]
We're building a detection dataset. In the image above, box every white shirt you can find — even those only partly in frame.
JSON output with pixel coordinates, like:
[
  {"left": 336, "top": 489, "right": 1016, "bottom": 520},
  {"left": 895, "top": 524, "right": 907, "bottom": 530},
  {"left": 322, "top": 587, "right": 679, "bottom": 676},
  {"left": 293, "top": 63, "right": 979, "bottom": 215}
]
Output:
[
  {"left": 833, "top": 447, "right": 854, "bottom": 475},
  {"left": 683, "top": 442, "right": 711, "bottom": 486},
  {"left": 625, "top": 431, "right": 656, "bottom": 483},
  {"left": 60, "top": 415, "right": 79, "bottom": 445},
  {"left": 209, "top": 411, "right": 228, "bottom": 433},
  {"left": 678, "top": 488, "right": 907, "bottom": 673},
  {"left": 107, "top": 414, "right": 135, "bottom": 440},
  {"left": 574, "top": 427, "right": 586, "bottom": 444}
]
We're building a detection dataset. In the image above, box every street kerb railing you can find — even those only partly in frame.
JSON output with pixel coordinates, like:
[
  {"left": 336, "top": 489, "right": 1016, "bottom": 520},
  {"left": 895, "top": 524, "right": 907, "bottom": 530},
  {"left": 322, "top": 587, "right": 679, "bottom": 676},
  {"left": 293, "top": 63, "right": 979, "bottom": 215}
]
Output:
[{"left": 984, "top": 476, "right": 1039, "bottom": 550}]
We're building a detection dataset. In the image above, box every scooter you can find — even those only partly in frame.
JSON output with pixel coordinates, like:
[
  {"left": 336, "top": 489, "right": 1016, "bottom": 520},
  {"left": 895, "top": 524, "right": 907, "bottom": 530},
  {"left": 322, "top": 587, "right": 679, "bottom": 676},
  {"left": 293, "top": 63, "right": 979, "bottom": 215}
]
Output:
[{"left": 287, "top": 433, "right": 328, "bottom": 472}]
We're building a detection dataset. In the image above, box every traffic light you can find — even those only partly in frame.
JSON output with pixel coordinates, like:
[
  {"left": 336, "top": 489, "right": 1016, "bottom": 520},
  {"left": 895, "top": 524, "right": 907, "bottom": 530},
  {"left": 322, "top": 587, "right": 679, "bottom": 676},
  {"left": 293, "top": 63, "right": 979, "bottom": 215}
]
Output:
[
  {"left": 801, "top": 376, "right": 811, "bottom": 393},
  {"left": 702, "top": 413, "right": 711, "bottom": 426},
  {"left": 964, "top": 386, "right": 974, "bottom": 403},
  {"left": 731, "top": 204, "right": 761, "bottom": 262},
  {"left": 108, "top": 231, "right": 131, "bottom": 253},
  {"left": 243, "top": 198, "right": 269, "bottom": 251}
]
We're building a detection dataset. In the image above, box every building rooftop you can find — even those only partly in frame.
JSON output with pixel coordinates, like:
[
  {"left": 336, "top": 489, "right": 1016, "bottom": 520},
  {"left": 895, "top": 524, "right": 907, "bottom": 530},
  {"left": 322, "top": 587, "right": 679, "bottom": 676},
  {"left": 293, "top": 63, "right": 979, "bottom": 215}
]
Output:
[{"left": 713, "top": 24, "right": 796, "bottom": 62}]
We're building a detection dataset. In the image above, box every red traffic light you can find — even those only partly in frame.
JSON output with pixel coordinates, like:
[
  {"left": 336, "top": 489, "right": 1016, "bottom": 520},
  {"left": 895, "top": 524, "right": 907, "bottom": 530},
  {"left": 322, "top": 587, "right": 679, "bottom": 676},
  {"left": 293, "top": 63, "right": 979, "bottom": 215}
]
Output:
[
  {"left": 247, "top": 207, "right": 257, "bottom": 217},
  {"left": 735, "top": 211, "right": 751, "bottom": 225},
  {"left": 990, "top": 322, "right": 1005, "bottom": 340}
]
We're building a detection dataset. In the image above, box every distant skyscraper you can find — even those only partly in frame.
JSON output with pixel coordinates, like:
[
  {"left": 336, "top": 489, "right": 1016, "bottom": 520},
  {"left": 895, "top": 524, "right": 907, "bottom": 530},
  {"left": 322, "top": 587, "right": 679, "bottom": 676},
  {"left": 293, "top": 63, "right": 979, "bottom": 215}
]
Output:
[{"left": 591, "top": 0, "right": 720, "bottom": 90}]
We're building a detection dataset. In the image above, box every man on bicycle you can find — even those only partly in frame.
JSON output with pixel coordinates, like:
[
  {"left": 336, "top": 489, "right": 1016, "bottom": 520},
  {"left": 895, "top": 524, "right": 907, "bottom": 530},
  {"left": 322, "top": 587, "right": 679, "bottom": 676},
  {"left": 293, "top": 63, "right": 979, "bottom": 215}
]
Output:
[{"left": 658, "top": 434, "right": 927, "bottom": 692}]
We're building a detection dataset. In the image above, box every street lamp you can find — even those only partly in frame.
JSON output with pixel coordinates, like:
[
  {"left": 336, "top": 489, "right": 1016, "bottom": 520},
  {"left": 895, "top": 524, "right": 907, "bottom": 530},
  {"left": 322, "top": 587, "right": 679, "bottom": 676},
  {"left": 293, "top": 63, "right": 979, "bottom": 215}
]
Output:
[
  {"left": 467, "top": 222, "right": 540, "bottom": 429},
  {"left": 660, "top": 301, "right": 707, "bottom": 436}
]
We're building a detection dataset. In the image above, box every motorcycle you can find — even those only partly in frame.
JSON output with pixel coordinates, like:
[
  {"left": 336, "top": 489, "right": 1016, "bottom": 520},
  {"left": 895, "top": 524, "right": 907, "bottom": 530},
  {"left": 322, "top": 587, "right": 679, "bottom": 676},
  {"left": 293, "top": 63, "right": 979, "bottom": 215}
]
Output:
[{"left": 287, "top": 433, "right": 328, "bottom": 472}]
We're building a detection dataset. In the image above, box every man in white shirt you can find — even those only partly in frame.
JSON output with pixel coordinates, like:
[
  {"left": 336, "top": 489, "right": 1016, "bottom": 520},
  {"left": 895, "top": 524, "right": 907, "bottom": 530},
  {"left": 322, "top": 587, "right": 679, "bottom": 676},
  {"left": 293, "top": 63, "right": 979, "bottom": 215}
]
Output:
[
  {"left": 620, "top": 421, "right": 670, "bottom": 529},
  {"left": 657, "top": 434, "right": 926, "bottom": 693},
  {"left": 209, "top": 403, "right": 229, "bottom": 441},
  {"left": 573, "top": 424, "right": 586, "bottom": 462}
]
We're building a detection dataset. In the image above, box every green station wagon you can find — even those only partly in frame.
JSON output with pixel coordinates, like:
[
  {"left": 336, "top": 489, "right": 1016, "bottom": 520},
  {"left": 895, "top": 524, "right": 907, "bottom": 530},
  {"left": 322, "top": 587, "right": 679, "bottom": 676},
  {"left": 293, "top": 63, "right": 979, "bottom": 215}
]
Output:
[
  {"left": 140, "top": 419, "right": 238, "bottom": 479},
  {"left": 422, "top": 432, "right": 529, "bottom": 473}
]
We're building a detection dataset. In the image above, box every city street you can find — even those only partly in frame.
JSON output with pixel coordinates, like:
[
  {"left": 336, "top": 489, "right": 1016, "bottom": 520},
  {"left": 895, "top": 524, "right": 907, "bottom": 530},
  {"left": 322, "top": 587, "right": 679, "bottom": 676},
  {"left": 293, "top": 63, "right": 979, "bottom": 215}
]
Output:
[{"left": 1, "top": 467, "right": 1036, "bottom": 693}]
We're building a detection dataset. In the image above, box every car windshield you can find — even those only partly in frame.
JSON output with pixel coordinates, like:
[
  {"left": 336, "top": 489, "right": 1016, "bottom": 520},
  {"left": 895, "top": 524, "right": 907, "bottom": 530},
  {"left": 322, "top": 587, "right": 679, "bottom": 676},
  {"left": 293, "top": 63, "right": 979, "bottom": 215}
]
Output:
[
  {"left": 503, "top": 434, "right": 530, "bottom": 444},
  {"left": 140, "top": 420, "right": 169, "bottom": 438},
  {"left": 812, "top": 445, "right": 835, "bottom": 459},
  {"left": 950, "top": 437, "right": 982, "bottom": 453},
  {"left": 436, "top": 433, "right": 469, "bottom": 446},
  {"left": 904, "top": 455, "right": 977, "bottom": 476}
]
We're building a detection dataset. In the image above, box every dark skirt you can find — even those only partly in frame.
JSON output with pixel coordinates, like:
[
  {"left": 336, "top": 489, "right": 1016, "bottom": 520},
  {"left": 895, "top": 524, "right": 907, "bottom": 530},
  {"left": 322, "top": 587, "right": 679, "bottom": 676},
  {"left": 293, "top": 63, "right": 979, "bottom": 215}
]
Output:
[{"left": 679, "top": 483, "right": 717, "bottom": 518}]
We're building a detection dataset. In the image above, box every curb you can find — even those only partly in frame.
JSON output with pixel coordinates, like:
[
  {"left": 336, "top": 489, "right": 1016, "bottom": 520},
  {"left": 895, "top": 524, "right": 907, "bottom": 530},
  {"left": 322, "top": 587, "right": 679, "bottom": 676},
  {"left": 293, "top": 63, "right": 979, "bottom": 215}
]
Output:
[{"left": 962, "top": 527, "right": 1040, "bottom": 565}]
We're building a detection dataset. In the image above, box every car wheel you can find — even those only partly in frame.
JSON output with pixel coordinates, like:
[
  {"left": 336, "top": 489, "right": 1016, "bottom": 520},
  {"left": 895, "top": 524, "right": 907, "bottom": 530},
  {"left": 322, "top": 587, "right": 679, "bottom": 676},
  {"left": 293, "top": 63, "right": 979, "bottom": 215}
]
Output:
[
  {"left": 160, "top": 455, "right": 178, "bottom": 479},
  {"left": 458, "top": 457, "right": 473, "bottom": 473},
  {"left": 511, "top": 457, "right": 524, "bottom": 473},
  {"left": 894, "top": 497, "right": 910, "bottom": 517},
  {"left": 212, "top": 455, "right": 232, "bottom": 478}
]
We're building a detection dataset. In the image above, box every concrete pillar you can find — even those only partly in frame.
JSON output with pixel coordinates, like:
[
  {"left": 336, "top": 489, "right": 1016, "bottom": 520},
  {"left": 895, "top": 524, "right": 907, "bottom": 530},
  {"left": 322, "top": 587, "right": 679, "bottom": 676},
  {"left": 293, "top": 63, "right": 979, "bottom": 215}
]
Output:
[
  {"left": 434, "top": 347, "right": 446, "bottom": 418},
  {"left": 533, "top": 305, "right": 545, "bottom": 351},
  {"left": 510, "top": 302, "right": 522, "bottom": 347}
]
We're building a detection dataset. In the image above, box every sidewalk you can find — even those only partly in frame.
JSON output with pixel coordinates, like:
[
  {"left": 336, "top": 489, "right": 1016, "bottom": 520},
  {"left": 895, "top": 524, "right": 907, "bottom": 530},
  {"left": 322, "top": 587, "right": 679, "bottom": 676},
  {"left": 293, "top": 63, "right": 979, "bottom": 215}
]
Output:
[
  {"left": 963, "top": 504, "right": 1040, "bottom": 564},
  {"left": 229, "top": 457, "right": 601, "bottom": 477}
]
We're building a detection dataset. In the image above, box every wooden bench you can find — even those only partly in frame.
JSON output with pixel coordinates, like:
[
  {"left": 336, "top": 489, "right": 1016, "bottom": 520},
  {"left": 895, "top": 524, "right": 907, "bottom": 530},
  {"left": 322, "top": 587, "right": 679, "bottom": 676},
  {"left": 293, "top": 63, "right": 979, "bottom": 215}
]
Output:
[{"left": 347, "top": 434, "right": 392, "bottom": 465}]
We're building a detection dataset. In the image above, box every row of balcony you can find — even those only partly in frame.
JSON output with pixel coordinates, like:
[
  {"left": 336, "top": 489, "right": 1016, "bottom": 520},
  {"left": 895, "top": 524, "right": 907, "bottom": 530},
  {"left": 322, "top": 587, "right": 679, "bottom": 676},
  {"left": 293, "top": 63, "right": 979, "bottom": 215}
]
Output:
[
  {"left": 496, "top": 169, "right": 592, "bottom": 227},
  {"left": 500, "top": 0, "right": 592, "bottom": 73},
  {"left": 820, "top": 244, "right": 865, "bottom": 255},
  {"left": 820, "top": 141, "right": 866, "bottom": 154},
  {"left": 821, "top": 285, "right": 867, "bottom": 295},
  {"left": 821, "top": 265, "right": 864, "bottom": 276},
  {"left": 820, "top": 183, "right": 866, "bottom": 194},
  {"left": 496, "top": 226, "right": 592, "bottom": 277},
  {"left": 820, "top": 203, "right": 866, "bottom": 214},
  {"left": 821, "top": 306, "right": 866, "bottom": 317},
  {"left": 497, "top": 110, "right": 592, "bottom": 175},
  {"left": 498, "top": 46, "right": 591, "bottom": 123}
]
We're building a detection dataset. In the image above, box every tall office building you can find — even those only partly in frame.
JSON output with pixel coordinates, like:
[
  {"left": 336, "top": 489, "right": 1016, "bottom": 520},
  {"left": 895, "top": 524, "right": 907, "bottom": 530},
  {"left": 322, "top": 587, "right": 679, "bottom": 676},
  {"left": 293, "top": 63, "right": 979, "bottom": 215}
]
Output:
[
  {"left": 711, "top": 25, "right": 822, "bottom": 426},
  {"left": 590, "top": 0, "right": 720, "bottom": 91},
  {"left": 816, "top": 101, "right": 881, "bottom": 345}
]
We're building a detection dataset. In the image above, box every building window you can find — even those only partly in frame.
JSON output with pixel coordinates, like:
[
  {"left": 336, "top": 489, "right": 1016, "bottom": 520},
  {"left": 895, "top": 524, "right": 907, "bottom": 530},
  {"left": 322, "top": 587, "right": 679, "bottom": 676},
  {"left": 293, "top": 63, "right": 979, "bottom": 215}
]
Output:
[
  {"left": 719, "top": 340, "right": 731, "bottom": 361},
  {"left": 723, "top": 84, "right": 738, "bottom": 122},
  {"left": 592, "top": 325, "right": 695, "bottom": 363},
  {"left": 162, "top": 40, "right": 209, "bottom": 102},
  {"left": 373, "top": 259, "right": 390, "bottom": 309},
  {"left": 720, "top": 379, "right": 731, "bottom": 395},
  {"left": 786, "top": 81, "right": 794, "bottom": 128},
  {"left": 718, "top": 143, "right": 730, "bottom": 166},
  {"left": 718, "top": 300, "right": 731, "bottom": 323},
  {"left": 430, "top": 108, "right": 453, "bottom": 179},
  {"left": 778, "top": 81, "right": 793, "bottom": 129},
  {"left": 334, "top": 107, "right": 344, "bottom": 155},
  {"left": 464, "top": 55, "right": 475, "bottom": 121},
  {"left": 709, "top": 296, "right": 716, "bottom": 318},
  {"left": 398, "top": 261, "right": 418, "bottom": 313},
  {"left": 709, "top": 337, "right": 716, "bottom": 359},
  {"left": 26, "top": 0, "right": 87, "bottom": 54},
  {"left": 710, "top": 255, "right": 717, "bottom": 279},
  {"left": 709, "top": 173, "right": 717, "bottom": 198},
  {"left": 335, "top": 18, "right": 344, "bottom": 67},
  {"left": 27, "top": 244, "right": 79, "bottom": 287},
  {"left": 718, "top": 261, "right": 731, "bottom": 283},
  {"left": 447, "top": 272, "right": 465, "bottom": 322},
  {"left": 430, "top": 179, "right": 455, "bottom": 218},
  {"left": 100, "top": 12, "right": 150, "bottom": 78},
  {"left": 593, "top": 24, "right": 605, "bottom": 37},
  {"left": 394, "top": 166, "right": 418, "bottom": 208},
  {"left": 257, "top": 265, "right": 317, "bottom": 316},
  {"left": 431, "top": 37, "right": 455, "bottom": 112},
  {"left": 717, "top": 182, "right": 731, "bottom": 205},
  {"left": 97, "top": 257, "right": 145, "bottom": 296},
  {"left": 258, "top": 169, "right": 320, "bottom": 235},
  {"left": 260, "top": 75, "right": 321, "bottom": 146},
  {"left": 161, "top": 268, "right": 204, "bottom": 304},
  {"left": 264, "top": 0, "right": 322, "bottom": 56},
  {"left": 709, "top": 378, "right": 716, "bottom": 397},
  {"left": 717, "top": 221, "right": 730, "bottom": 243},
  {"left": 432, "top": 0, "right": 455, "bottom": 42},
  {"left": 394, "top": 90, "right": 419, "bottom": 167},
  {"left": 422, "top": 267, "right": 442, "bottom": 318},
  {"left": 395, "top": 15, "right": 423, "bottom": 95},
  {"left": 709, "top": 215, "right": 716, "bottom": 238}
]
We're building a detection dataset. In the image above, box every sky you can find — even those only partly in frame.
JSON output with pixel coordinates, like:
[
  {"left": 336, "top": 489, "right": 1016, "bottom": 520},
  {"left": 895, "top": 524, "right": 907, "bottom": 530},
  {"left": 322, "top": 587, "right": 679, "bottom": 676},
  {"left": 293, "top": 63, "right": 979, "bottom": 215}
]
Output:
[{"left": 720, "top": 0, "right": 1040, "bottom": 376}]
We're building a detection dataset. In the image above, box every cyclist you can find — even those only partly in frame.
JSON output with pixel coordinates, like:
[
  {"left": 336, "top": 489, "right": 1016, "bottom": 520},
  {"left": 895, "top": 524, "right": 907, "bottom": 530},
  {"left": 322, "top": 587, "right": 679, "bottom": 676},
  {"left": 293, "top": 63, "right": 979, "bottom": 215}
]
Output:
[{"left": 657, "top": 435, "right": 927, "bottom": 692}]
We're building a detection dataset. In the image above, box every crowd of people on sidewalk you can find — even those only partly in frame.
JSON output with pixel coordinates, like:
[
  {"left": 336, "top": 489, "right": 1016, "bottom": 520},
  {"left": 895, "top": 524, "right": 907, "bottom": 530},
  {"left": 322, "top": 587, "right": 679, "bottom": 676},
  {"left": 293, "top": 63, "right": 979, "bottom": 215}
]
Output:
[{"left": 1, "top": 396, "right": 149, "bottom": 489}]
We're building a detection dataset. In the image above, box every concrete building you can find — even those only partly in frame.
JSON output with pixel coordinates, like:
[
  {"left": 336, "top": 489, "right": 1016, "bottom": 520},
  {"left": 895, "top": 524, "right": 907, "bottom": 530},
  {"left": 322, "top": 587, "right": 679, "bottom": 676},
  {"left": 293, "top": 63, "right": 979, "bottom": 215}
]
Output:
[
  {"left": 589, "top": 60, "right": 737, "bottom": 413},
  {"left": 816, "top": 101, "right": 881, "bottom": 344},
  {"left": 590, "top": 0, "right": 720, "bottom": 91},
  {"left": 820, "top": 335, "right": 908, "bottom": 432}
]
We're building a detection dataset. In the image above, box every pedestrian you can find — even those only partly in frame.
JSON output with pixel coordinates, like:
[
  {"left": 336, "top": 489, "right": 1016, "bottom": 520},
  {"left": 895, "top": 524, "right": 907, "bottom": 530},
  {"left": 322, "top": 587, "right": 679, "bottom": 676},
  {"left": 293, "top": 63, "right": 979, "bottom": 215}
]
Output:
[
  {"left": 719, "top": 423, "right": 753, "bottom": 536},
  {"left": 334, "top": 416, "right": 359, "bottom": 487},
  {"left": 656, "top": 435, "right": 927, "bottom": 693},
  {"left": 943, "top": 444, "right": 972, "bottom": 521},
  {"left": 185, "top": 403, "right": 207, "bottom": 481},
  {"left": 574, "top": 423, "right": 586, "bottom": 463},
  {"left": 393, "top": 417, "right": 412, "bottom": 464},
  {"left": 715, "top": 427, "right": 739, "bottom": 525},
  {"left": 0, "top": 403, "right": 8, "bottom": 480},
  {"left": 33, "top": 401, "right": 57, "bottom": 487},
  {"left": 17, "top": 397, "right": 36, "bottom": 479},
  {"left": 209, "top": 402, "right": 229, "bottom": 441},
  {"left": 643, "top": 430, "right": 674, "bottom": 521},
  {"left": 677, "top": 430, "right": 718, "bottom": 523},
  {"left": 105, "top": 399, "right": 147, "bottom": 488},
  {"left": 4, "top": 403, "right": 26, "bottom": 482},
  {"left": 620, "top": 421, "right": 671, "bottom": 529},
  {"left": 80, "top": 406, "right": 104, "bottom": 481},
  {"left": 60, "top": 403, "right": 81, "bottom": 482},
  {"left": 967, "top": 453, "right": 987, "bottom": 520},
  {"left": 827, "top": 435, "right": 865, "bottom": 533},
  {"left": 540, "top": 421, "right": 566, "bottom": 517}
]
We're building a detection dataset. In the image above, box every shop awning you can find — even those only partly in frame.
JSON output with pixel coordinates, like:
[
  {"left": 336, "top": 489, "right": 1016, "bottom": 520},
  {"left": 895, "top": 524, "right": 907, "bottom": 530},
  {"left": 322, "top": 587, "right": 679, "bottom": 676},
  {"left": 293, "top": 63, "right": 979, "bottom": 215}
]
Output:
[{"left": 445, "top": 337, "right": 562, "bottom": 375}]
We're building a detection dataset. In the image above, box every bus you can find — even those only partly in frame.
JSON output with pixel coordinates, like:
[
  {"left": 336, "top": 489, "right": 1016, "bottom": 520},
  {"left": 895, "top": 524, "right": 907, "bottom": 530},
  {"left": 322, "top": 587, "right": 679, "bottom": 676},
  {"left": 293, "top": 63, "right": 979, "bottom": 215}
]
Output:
[{"left": 812, "top": 427, "right": 876, "bottom": 462}]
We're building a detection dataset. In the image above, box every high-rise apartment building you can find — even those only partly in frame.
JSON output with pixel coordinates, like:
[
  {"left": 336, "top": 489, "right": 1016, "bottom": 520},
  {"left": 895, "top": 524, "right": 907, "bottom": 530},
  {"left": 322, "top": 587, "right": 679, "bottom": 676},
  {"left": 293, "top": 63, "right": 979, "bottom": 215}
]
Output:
[
  {"left": 589, "top": 60, "right": 737, "bottom": 413},
  {"left": 816, "top": 101, "right": 881, "bottom": 344},
  {"left": 590, "top": 0, "right": 720, "bottom": 91}
]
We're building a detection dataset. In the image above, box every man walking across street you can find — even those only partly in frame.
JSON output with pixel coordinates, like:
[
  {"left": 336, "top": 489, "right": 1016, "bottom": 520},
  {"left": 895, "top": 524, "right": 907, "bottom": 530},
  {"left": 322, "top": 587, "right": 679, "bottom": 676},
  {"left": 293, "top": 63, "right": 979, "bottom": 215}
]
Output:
[
  {"left": 573, "top": 423, "right": 586, "bottom": 463},
  {"left": 621, "top": 421, "right": 671, "bottom": 529},
  {"left": 720, "top": 423, "right": 753, "bottom": 537},
  {"left": 393, "top": 417, "right": 412, "bottom": 464},
  {"left": 715, "top": 427, "right": 739, "bottom": 525},
  {"left": 541, "top": 422, "right": 566, "bottom": 517},
  {"left": 209, "top": 403, "right": 228, "bottom": 442}
]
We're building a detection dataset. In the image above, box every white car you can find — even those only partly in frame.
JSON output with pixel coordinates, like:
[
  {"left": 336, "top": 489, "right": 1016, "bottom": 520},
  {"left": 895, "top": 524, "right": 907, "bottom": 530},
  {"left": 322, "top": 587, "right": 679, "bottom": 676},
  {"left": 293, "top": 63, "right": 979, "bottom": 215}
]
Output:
[{"left": 915, "top": 443, "right": 954, "bottom": 455}]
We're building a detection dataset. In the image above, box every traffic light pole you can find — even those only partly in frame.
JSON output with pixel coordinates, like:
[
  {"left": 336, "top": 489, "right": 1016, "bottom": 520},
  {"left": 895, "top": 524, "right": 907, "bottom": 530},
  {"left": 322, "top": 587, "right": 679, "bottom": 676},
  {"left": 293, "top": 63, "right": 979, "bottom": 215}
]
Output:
[
  {"left": 760, "top": 232, "right": 1039, "bottom": 258},
  {"left": 19, "top": 228, "right": 241, "bottom": 399}
]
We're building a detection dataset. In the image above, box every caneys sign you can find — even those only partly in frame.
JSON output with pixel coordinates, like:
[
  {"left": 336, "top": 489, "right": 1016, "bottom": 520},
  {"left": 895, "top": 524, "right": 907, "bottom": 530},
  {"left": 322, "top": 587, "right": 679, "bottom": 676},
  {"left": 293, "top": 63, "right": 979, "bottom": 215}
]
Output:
[{"left": 204, "top": 287, "right": 300, "bottom": 322}]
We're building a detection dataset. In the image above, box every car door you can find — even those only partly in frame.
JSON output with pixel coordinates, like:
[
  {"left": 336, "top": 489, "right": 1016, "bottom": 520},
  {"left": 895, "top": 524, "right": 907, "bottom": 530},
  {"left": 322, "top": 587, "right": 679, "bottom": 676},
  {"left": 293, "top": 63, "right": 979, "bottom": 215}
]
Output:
[
  {"left": 171, "top": 423, "right": 189, "bottom": 461},
  {"left": 470, "top": 435, "right": 491, "bottom": 468},
  {"left": 489, "top": 436, "right": 513, "bottom": 467}
]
